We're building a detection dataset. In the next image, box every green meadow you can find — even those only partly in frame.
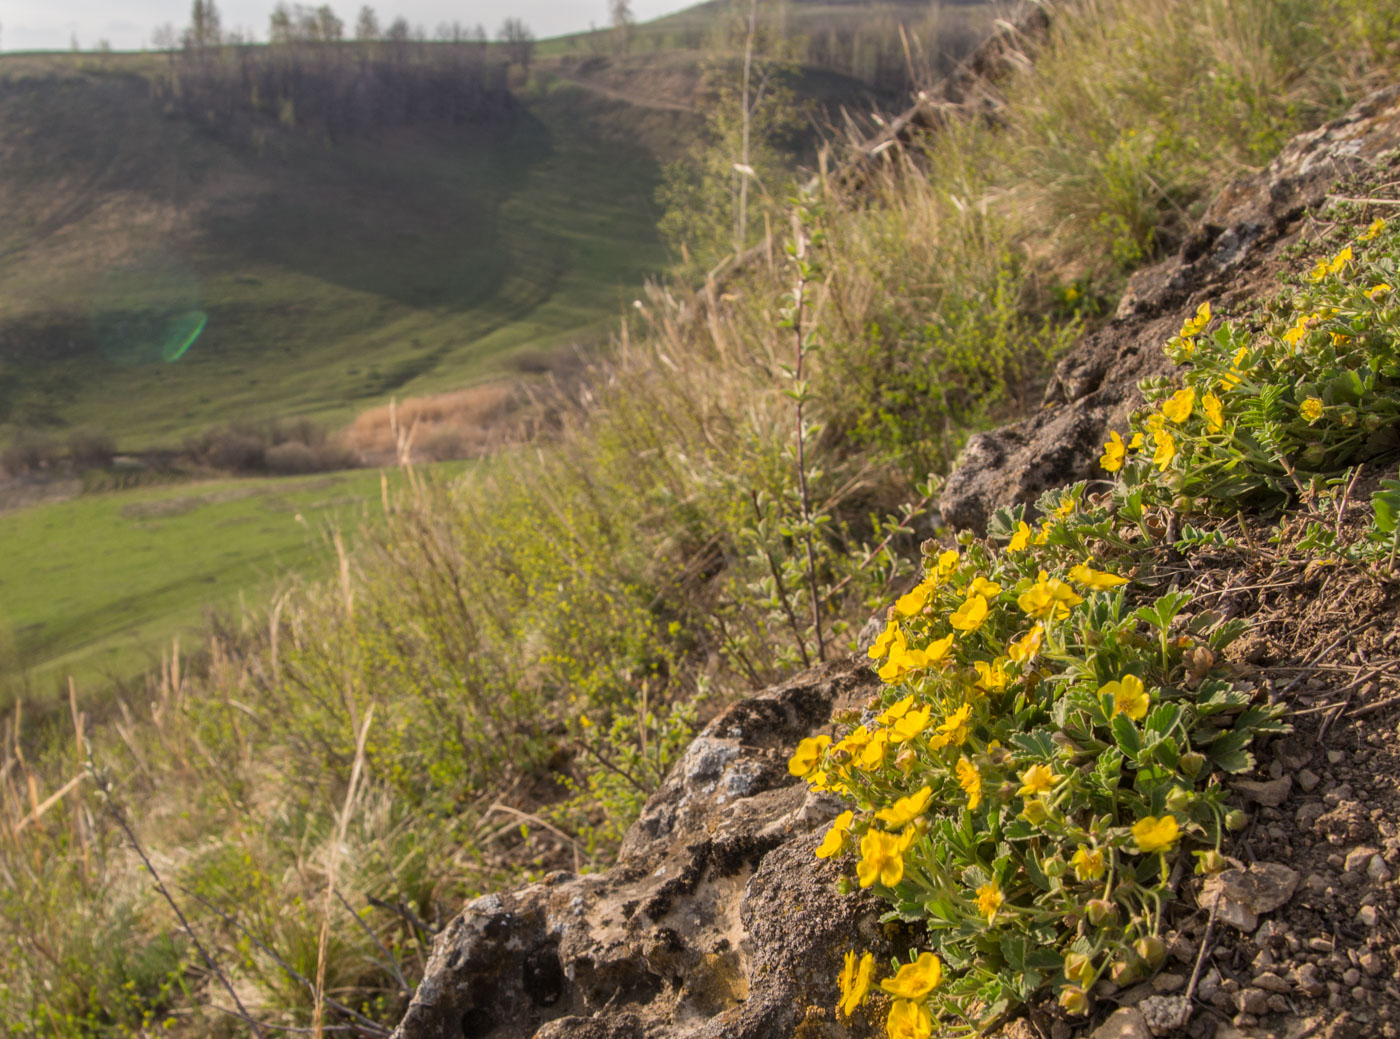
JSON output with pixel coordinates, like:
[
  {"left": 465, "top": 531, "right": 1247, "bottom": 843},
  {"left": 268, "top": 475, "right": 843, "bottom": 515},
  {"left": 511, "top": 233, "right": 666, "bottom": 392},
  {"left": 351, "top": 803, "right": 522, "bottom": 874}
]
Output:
[{"left": 0, "top": 467, "right": 443, "bottom": 700}]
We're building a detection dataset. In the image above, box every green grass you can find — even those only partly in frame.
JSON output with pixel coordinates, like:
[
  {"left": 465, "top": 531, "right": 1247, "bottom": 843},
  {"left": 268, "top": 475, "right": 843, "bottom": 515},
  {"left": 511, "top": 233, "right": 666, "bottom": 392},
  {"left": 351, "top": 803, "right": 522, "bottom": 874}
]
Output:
[
  {"left": 0, "top": 467, "right": 445, "bottom": 700},
  {"left": 0, "top": 53, "right": 669, "bottom": 450}
]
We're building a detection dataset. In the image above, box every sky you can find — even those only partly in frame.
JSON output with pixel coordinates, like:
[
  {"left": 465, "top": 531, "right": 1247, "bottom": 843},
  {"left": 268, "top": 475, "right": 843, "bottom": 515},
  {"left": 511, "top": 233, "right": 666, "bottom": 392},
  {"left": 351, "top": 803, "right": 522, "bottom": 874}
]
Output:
[{"left": 0, "top": 0, "right": 688, "bottom": 51}]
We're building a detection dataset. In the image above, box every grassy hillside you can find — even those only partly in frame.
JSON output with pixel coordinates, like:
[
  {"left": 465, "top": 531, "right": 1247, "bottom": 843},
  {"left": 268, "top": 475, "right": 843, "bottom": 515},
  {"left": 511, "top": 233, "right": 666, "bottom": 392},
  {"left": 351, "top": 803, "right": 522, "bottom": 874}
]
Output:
[
  {"left": 0, "top": 51, "right": 670, "bottom": 449},
  {"left": 2, "top": 1, "right": 1398, "bottom": 1035}
]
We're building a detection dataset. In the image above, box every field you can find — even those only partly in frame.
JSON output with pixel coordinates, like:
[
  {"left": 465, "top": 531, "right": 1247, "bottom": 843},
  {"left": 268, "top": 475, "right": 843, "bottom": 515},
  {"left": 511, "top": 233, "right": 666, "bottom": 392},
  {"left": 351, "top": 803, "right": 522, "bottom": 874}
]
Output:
[{"left": 0, "top": 465, "right": 448, "bottom": 701}]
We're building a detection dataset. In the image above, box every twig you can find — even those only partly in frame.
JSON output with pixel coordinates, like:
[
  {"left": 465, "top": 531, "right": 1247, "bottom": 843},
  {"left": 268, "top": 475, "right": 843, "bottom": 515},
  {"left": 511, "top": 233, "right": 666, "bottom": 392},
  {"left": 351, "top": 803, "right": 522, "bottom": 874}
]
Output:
[
  {"left": 483, "top": 802, "right": 585, "bottom": 873},
  {"left": 788, "top": 214, "right": 826, "bottom": 663},
  {"left": 1185, "top": 896, "right": 1220, "bottom": 1006},
  {"left": 1325, "top": 196, "right": 1400, "bottom": 207},
  {"left": 335, "top": 888, "right": 410, "bottom": 996},
  {"left": 180, "top": 886, "right": 392, "bottom": 1036},
  {"left": 104, "top": 797, "right": 267, "bottom": 1039},
  {"left": 1335, "top": 466, "right": 1364, "bottom": 541},
  {"left": 210, "top": 1006, "right": 357, "bottom": 1034},
  {"left": 749, "top": 490, "right": 811, "bottom": 669},
  {"left": 365, "top": 896, "right": 434, "bottom": 939},
  {"left": 1349, "top": 692, "right": 1400, "bottom": 719}
]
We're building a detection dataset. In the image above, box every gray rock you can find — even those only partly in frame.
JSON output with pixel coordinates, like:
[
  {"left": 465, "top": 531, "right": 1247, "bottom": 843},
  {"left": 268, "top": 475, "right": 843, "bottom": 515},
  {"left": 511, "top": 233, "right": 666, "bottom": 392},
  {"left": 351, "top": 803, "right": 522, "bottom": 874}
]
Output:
[
  {"left": 1091, "top": 1008, "right": 1152, "bottom": 1039},
  {"left": 1198, "top": 863, "right": 1300, "bottom": 932},
  {"left": 1236, "top": 987, "right": 1270, "bottom": 1015},
  {"left": 1234, "top": 776, "right": 1292, "bottom": 808},
  {"left": 1298, "top": 769, "right": 1321, "bottom": 792},
  {"left": 1252, "top": 971, "right": 1291, "bottom": 993}
]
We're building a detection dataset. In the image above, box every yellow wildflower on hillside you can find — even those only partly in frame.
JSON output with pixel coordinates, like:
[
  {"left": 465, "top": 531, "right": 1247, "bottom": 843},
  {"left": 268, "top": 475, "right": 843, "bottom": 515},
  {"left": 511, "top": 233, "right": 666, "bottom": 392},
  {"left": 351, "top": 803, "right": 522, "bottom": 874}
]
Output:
[
  {"left": 1069, "top": 562, "right": 1128, "bottom": 590},
  {"left": 1099, "top": 430, "right": 1126, "bottom": 472},
  {"left": 816, "top": 810, "right": 854, "bottom": 859},
  {"left": 868, "top": 620, "right": 902, "bottom": 660},
  {"left": 886, "top": 1000, "right": 934, "bottom": 1039},
  {"left": 949, "top": 593, "right": 989, "bottom": 632},
  {"left": 1007, "top": 624, "right": 1045, "bottom": 664},
  {"left": 1018, "top": 574, "right": 1084, "bottom": 621},
  {"left": 969, "top": 576, "right": 1002, "bottom": 598},
  {"left": 890, "top": 705, "right": 933, "bottom": 743},
  {"left": 788, "top": 735, "right": 830, "bottom": 777},
  {"left": 1301, "top": 397, "right": 1324, "bottom": 424},
  {"left": 880, "top": 951, "right": 943, "bottom": 999},
  {"left": 1151, "top": 427, "right": 1176, "bottom": 470},
  {"left": 856, "top": 829, "right": 904, "bottom": 888},
  {"left": 836, "top": 949, "right": 874, "bottom": 1016},
  {"left": 1016, "top": 763, "right": 1059, "bottom": 798},
  {"left": 1161, "top": 387, "right": 1195, "bottom": 423},
  {"left": 1007, "top": 521, "right": 1032, "bottom": 552},
  {"left": 1132, "top": 815, "right": 1181, "bottom": 854},
  {"left": 1099, "top": 674, "right": 1150, "bottom": 721},
  {"left": 955, "top": 757, "right": 982, "bottom": 810},
  {"left": 876, "top": 786, "right": 933, "bottom": 829},
  {"left": 975, "top": 880, "right": 1004, "bottom": 923},
  {"left": 1202, "top": 391, "right": 1224, "bottom": 432},
  {"left": 1359, "top": 217, "right": 1386, "bottom": 241},
  {"left": 1070, "top": 845, "right": 1106, "bottom": 881},
  {"left": 928, "top": 703, "right": 973, "bottom": 749}
]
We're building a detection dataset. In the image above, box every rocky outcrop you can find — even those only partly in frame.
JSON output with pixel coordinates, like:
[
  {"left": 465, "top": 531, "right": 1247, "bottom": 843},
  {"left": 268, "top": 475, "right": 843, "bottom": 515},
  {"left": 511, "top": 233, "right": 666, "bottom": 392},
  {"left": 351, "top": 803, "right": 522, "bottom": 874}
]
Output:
[
  {"left": 393, "top": 660, "right": 905, "bottom": 1039},
  {"left": 395, "top": 87, "right": 1400, "bottom": 1039},
  {"left": 938, "top": 84, "right": 1400, "bottom": 534}
]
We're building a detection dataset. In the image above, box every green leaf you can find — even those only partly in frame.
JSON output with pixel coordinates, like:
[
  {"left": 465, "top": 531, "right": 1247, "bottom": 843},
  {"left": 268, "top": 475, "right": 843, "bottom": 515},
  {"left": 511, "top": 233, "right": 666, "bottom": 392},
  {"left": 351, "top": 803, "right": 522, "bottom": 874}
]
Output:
[
  {"left": 1206, "top": 729, "right": 1255, "bottom": 773},
  {"left": 1112, "top": 712, "right": 1142, "bottom": 761}
]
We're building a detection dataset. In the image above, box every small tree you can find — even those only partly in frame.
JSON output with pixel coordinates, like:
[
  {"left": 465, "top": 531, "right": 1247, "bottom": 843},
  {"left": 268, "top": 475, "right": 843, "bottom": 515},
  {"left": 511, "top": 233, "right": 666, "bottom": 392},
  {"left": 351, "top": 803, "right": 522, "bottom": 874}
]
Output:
[
  {"left": 497, "top": 17, "right": 534, "bottom": 74},
  {"left": 354, "top": 4, "right": 379, "bottom": 41},
  {"left": 184, "top": 0, "right": 223, "bottom": 50},
  {"left": 609, "top": 0, "right": 634, "bottom": 56},
  {"left": 314, "top": 4, "right": 343, "bottom": 42}
]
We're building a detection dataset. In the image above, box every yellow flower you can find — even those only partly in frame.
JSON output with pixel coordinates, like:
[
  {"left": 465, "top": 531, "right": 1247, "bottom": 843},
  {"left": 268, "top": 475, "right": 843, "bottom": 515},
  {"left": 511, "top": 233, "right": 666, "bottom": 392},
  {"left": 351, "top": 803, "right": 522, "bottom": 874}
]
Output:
[
  {"left": 868, "top": 620, "right": 902, "bottom": 661},
  {"left": 1020, "top": 797, "right": 1051, "bottom": 825},
  {"left": 1301, "top": 397, "right": 1324, "bottom": 424},
  {"left": 1161, "top": 387, "right": 1195, "bottom": 424},
  {"left": 934, "top": 548, "right": 960, "bottom": 577},
  {"left": 1151, "top": 428, "right": 1176, "bottom": 471},
  {"left": 1007, "top": 624, "right": 1044, "bottom": 664},
  {"left": 1329, "top": 245, "right": 1353, "bottom": 275},
  {"left": 1359, "top": 217, "right": 1386, "bottom": 242},
  {"left": 890, "top": 705, "right": 933, "bottom": 743},
  {"left": 1007, "top": 521, "right": 1031, "bottom": 552},
  {"left": 876, "top": 786, "right": 933, "bottom": 829},
  {"left": 928, "top": 703, "right": 973, "bottom": 749},
  {"left": 955, "top": 757, "right": 982, "bottom": 810},
  {"left": 1100, "top": 430, "right": 1126, "bottom": 473},
  {"left": 895, "top": 580, "right": 933, "bottom": 618},
  {"left": 788, "top": 735, "right": 830, "bottom": 777},
  {"left": 1132, "top": 815, "right": 1181, "bottom": 854},
  {"left": 880, "top": 951, "right": 943, "bottom": 1000},
  {"left": 1068, "top": 562, "right": 1129, "bottom": 591},
  {"left": 857, "top": 730, "right": 890, "bottom": 770},
  {"left": 835, "top": 725, "right": 872, "bottom": 756},
  {"left": 1016, "top": 763, "right": 1059, "bottom": 798},
  {"left": 1307, "top": 257, "right": 1329, "bottom": 282},
  {"left": 1203, "top": 391, "right": 1224, "bottom": 433},
  {"left": 857, "top": 828, "right": 905, "bottom": 888},
  {"left": 1013, "top": 767, "right": 1052, "bottom": 795},
  {"left": 1179, "top": 300, "right": 1211, "bottom": 337},
  {"left": 949, "top": 593, "right": 989, "bottom": 632},
  {"left": 1099, "top": 674, "right": 1150, "bottom": 721},
  {"left": 878, "top": 695, "right": 915, "bottom": 724},
  {"left": 878, "top": 634, "right": 955, "bottom": 683},
  {"left": 886, "top": 999, "right": 934, "bottom": 1039},
  {"left": 1128, "top": 431, "right": 1144, "bottom": 450},
  {"left": 975, "top": 880, "right": 1004, "bottom": 923},
  {"left": 973, "top": 658, "right": 1009, "bottom": 694},
  {"left": 836, "top": 949, "right": 875, "bottom": 1017},
  {"left": 1018, "top": 574, "right": 1084, "bottom": 621},
  {"left": 969, "top": 576, "right": 1002, "bottom": 598},
  {"left": 816, "top": 810, "right": 854, "bottom": 859},
  {"left": 1283, "top": 314, "right": 1313, "bottom": 347},
  {"left": 1367, "top": 282, "right": 1392, "bottom": 300},
  {"left": 1070, "top": 845, "right": 1106, "bottom": 881}
]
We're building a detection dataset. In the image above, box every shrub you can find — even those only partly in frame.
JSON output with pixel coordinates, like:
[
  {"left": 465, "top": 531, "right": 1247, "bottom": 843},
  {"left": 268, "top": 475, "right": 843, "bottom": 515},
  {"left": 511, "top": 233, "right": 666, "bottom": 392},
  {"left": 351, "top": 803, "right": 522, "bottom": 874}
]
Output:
[
  {"left": 65, "top": 427, "right": 116, "bottom": 470},
  {"left": 1, "top": 429, "right": 60, "bottom": 475}
]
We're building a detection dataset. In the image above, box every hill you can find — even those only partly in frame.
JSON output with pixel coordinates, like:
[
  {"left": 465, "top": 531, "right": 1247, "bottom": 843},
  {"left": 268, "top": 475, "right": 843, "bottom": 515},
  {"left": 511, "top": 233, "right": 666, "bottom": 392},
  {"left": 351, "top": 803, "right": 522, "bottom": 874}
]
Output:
[{"left": 0, "top": 49, "right": 670, "bottom": 450}]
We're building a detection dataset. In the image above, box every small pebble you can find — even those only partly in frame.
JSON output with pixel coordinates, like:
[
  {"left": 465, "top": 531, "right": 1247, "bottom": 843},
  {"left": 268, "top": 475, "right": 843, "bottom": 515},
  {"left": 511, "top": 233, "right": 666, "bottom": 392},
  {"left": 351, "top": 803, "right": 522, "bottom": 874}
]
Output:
[
  {"left": 1357, "top": 905, "right": 1379, "bottom": 927},
  {"left": 1298, "top": 768, "right": 1321, "bottom": 791}
]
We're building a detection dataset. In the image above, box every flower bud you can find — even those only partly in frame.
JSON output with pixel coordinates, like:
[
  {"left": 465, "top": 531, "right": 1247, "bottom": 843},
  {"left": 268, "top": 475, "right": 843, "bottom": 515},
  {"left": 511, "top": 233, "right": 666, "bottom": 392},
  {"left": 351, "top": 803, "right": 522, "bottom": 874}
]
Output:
[
  {"left": 1134, "top": 937, "right": 1167, "bottom": 969},
  {"left": 1043, "top": 856, "right": 1067, "bottom": 879},
  {"left": 1302, "top": 444, "right": 1327, "bottom": 467},
  {"left": 1110, "top": 958, "right": 1144, "bottom": 985},
  {"left": 1064, "top": 952, "right": 1093, "bottom": 985},
  {"left": 1086, "top": 899, "right": 1118, "bottom": 927},
  {"left": 988, "top": 744, "right": 1012, "bottom": 767},
  {"left": 1364, "top": 412, "right": 1385, "bottom": 433},
  {"left": 1178, "top": 751, "right": 1206, "bottom": 778},
  {"left": 1059, "top": 985, "right": 1089, "bottom": 1015},
  {"left": 913, "top": 816, "right": 932, "bottom": 835},
  {"left": 1225, "top": 809, "right": 1249, "bottom": 831},
  {"left": 1166, "top": 787, "right": 1192, "bottom": 813},
  {"left": 895, "top": 746, "right": 917, "bottom": 774},
  {"left": 1194, "top": 849, "right": 1227, "bottom": 875}
]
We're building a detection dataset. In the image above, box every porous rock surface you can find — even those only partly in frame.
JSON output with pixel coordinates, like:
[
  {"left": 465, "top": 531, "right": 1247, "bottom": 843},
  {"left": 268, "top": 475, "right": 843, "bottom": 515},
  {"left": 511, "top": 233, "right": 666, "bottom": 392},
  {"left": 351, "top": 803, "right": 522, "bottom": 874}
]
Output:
[
  {"left": 938, "top": 83, "right": 1400, "bottom": 534},
  {"left": 393, "top": 659, "right": 899, "bottom": 1039}
]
